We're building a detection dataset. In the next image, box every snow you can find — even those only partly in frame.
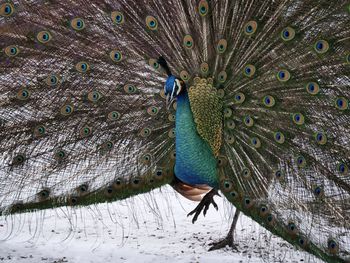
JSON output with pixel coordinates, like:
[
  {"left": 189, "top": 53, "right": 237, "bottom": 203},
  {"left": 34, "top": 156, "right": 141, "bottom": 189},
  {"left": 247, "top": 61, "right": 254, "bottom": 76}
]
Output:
[{"left": 0, "top": 186, "right": 322, "bottom": 263}]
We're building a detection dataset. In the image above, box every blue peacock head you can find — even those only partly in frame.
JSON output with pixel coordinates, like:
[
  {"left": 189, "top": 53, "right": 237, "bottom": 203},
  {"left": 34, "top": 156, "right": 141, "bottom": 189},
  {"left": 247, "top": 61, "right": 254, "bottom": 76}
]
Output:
[{"left": 157, "top": 56, "right": 184, "bottom": 108}]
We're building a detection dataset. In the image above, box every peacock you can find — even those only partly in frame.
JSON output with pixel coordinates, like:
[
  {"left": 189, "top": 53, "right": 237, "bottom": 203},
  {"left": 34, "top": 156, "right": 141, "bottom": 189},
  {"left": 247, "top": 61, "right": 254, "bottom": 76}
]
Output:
[{"left": 1, "top": 0, "right": 350, "bottom": 262}]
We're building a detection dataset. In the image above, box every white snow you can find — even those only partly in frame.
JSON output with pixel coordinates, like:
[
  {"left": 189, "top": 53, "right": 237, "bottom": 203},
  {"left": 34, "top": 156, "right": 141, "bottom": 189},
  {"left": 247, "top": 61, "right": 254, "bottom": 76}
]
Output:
[{"left": 0, "top": 186, "right": 322, "bottom": 263}]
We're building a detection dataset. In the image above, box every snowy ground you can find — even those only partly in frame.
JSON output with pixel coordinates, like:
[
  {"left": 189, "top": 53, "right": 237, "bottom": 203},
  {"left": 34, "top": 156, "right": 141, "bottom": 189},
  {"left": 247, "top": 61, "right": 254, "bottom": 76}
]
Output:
[{"left": 0, "top": 186, "right": 322, "bottom": 263}]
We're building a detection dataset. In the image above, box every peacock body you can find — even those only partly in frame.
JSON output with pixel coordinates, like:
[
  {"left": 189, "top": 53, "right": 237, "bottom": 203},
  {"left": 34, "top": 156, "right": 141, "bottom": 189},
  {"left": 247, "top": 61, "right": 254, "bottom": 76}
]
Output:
[{"left": 1, "top": 0, "right": 350, "bottom": 262}]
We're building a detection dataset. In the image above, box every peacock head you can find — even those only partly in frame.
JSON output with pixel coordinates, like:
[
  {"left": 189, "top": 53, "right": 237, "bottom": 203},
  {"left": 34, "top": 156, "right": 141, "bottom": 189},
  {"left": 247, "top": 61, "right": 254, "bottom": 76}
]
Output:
[
  {"left": 157, "top": 56, "right": 185, "bottom": 108},
  {"left": 164, "top": 75, "right": 184, "bottom": 108}
]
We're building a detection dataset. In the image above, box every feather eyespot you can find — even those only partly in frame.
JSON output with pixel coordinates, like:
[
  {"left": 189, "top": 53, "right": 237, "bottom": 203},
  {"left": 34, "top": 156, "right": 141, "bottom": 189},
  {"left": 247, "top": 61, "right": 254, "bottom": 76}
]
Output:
[
  {"left": 100, "top": 141, "right": 114, "bottom": 153},
  {"left": 229, "top": 190, "right": 238, "bottom": 200},
  {"left": 259, "top": 205, "right": 269, "bottom": 217},
  {"left": 148, "top": 59, "right": 159, "bottom": 70},
  {"left": 287, "top": 222, "right": 298, "bottom": 235},
  {"left": 217, "top": 156, "right": 228, "bottom": 167},
  {"left": 111, "top": 11, "right": 124, "bottom": 25},
  {"left": 13, "top": 154, "right": 25, "bottom": 165},
  {"left": 87, "top": 91, "right": 102, "bottom": 103},
  {"left": 306, "top": 82, "right": 319, "bottom": 95},
  {"left": 216, "top": 39, "right": 227, "bottom": 54},
  {"left": 147, "top": 106, "right": 159, "bottom": 116},
  {"left": 46, "top": 74, "right": 59, "bottom": 86},
  {"left": 313, "top": 186, "right": 323, "bottom": 197},
  {"left": 71, "top": 18, "right": 85, "bottom": 31},
  {"left": 226, "top": 135, "right": 235, "bottom": 144},
  {"left": 17, "top": 89, "right": 30, "bottom": 100},
  {"left": 183, "top": 35, "right": 194, "bottom": 49},
  {"left": 292, "top": 113, "right": 304, "bottom": 125},
  {"left": 335, "top": 97, "right": 348, "bottom": 110},
  {"left": 145, "top": 16, "right": 158, "bottom": 30},
  {"left": 141, "top": 153, "right": 152, "bottom": 165},
  {"left": 140, "top": 127, "right": 151, "bottom": 137},
  {"left": 327, "top": 239, "right": 339, "bottom": 254},
  {"left": 34, "top": 125, "right": 46, "bottom": 137},
  {"left": 4, "top": 45, "right": 19, "bottom": 57},
  {"left": 251, "top": 137, "right": 261, "bottom": 148},
  {"left": 346, "top": 53, "right": 350, "bottom": 64},
  {"left": 168, "top": 128, "right": 175, "bottom": 138},
  {"left": 38, "top": 189, "right": 50, "bottom": 200},
  {"left": 224, "top": 108, "right": 232, "bottom": 118},
  {"left": 314, "top": 40, "right": 329, "bottom": 54},
  {"left": 241, "top": 167, "right": 251, "bottom": 179},
  {"left": 262, "top": 95, "right": 275, "bottom": 107},
  {"left": 221, "top": 180, "right": 234, "bottom": 192},
  {"left": 243, "top": 197, "right": 254, "bottom": 208},
  {"left": 274, "top": 170, "right": 284, "bottom": 181},
  {"left": 124, "top": 84, "right": 137, "bottom": 94},
  {"left": 243, "top": 64, "right": 256, "bottom": 77},
  {"left": 274, "top": 132, "right": 285, "bottom": 144},
  {"left": 226, "top": 120, "right": 235, "bottom": 129},
  {"left": 180, "top": 70, "right": 190, "bottom": 82},
  {"left": 218, "top": 71, "right": 227, "bottom": 83},
  {"left": 243, "top": 115, "right": 254, "bottom": 127},
  {"left": 234, "top": 92, "right": 245, "bottom": 104},
  {"left": 37, "top": 31, "right": 52, "bottom": 44},
  {"left": 296, "top": 155, "right": 306, "bottom": 168},
  {"left": 277, "top": 69, "right": 290, "bottom": 82},
  {"left": 0, "top": 3, "right": 14, "bottom": 17},
  {"left": 60, "top": 104, "right": 74, "bottom": 116},
  {"left": 168, "top": 114, "right": 175, "bottom": 122},
  {"left": 113, "top": 178, "right": 125, "bottom": 189},
  {"left": 198, "top": 0, "right": 209, "bottom": 16},
  {"left": 107, "top": 111, "right": 120, "bottom": 121},
  {"left": 281, "top": 27, "right": 295, "bottom": 41},
  {"left": 337, "top": 162, "right": 348, "bottom": 175},
  {"left": 75, "top": 61, "right": 90, "bottom": 73},
  {"left": 314, "top": 132, "right": 327, "bottom": 145},
  {"left": 79, "top": 126, "right": 92, "bottom": 138},
  {"left": 200, "top": 62, "right": 209, "bottom": 74},
  {"left": 244, "top": 20, "right": 257, "bottom": 36},
  {"left": 297, "top": 236, "right": 308, "bottom": 248},
  {"left": 110, "top": 50, "right": 122, "bottom": 62},
  {"left": 55, "top": 150, "right": 67, "bottom": 161}
]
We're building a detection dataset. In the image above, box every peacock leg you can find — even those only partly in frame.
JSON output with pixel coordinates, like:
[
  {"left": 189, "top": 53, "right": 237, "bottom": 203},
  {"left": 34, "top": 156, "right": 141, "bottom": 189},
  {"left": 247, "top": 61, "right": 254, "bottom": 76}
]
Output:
[
  {"left": 187, "top": 188, "right": 220, "bottom": 223},
  {"left": 208, "top": 209, "right": 240, "bottom": 251}
]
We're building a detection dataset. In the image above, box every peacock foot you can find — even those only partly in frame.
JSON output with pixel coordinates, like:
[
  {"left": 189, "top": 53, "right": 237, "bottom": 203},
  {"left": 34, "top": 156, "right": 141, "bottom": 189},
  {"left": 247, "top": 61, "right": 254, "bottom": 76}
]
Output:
[
  {"left": 208, "top": 209, "right": 241, "bottom": 251},
  {"left": 187, "top": 188, "right": 220, "bottom": 224}
]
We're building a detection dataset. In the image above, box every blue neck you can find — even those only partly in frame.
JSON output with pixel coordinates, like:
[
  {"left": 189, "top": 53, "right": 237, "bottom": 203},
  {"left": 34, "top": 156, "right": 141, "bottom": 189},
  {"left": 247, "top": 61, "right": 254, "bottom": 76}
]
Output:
[{"left": 174, "top": 90, "right": 218, "bottom": 188}]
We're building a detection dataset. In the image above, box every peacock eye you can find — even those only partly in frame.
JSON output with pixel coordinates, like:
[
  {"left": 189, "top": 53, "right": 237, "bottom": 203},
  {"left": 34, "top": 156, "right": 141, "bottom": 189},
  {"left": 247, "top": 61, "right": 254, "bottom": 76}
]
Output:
[
  {"left": 124, "top": 84, "right": 136, "bottom": 94},
  {"left": 71, "top": 18, "right": 85, "bottom": 31},
  {"left": 337, "top": 162, "right": 348, "bottom": 174},
  {"left": 346, "top": 53, "right": 350, "bottom": 64},
  {"left": 296, "top": 155, "right": 306, "bottom": 168},
  {"left": 17, "top": 89, "right": 30, "bottom": 100},
  {"left": 1, "top": 3, "right": 15, "bottom": 17},
  {"left": 200, "top": 62, "right": 209, "bottom": 74},
  {"left": 80, "top": 126, "right": 92, "bottom": 137},
  {"left": 314, "top": 40, "right": 329, "bottom": 54},
  {"left": 277, "top": 69, "right": 290, "bottom": 82},
  {"left": 180, "top": 70, "right": 190, "bottom": 82},
  {"left": 250, "top": 137, "right": 261, "bottom": 148},
  {"left": 145, "top": 16, "right": 158, "bottom": 30},
  {"left": 60, "top": 104, "right": 74, "bottom": 116},
  {"left": 281, "top": 27, "right": 295, "bottom": 41},
  {"left": 216, "top": 39, "right": 227, "bottom": 54},
  {"left": 107, "top": 111, "right": 120, "bottom": 121},
  {"left": 198, "top": 0, "right": 209, "bottom": 16},
  {"left": 140, "top": 127, "right": 151, "bottom": 137},
  {"left": 148, "top": 59, "right": 159, "bottom": 70},
  {"left": 243, "top": 115, "right": 254, "bottom": 127},
  {"left": 306, "top": 82, "right": 319, "bottom": 95},
  {"left": 274, "top": 131, "right": 285, "bottom": 144},
  {"left": 34, "top": 125, "right": 46, "bottom": 137},
  {"left": 5, "top": 45, "right": 19, "bottom": 57},
  {"left": 110, "top": 50, "right": 122, "bottom": 62},
  {"left": 313, "top": 186, "right": 323, "bottom": 196},
  {"left": 37, "top": 31, "right": 52, "bottom": 44},
  {"left": 234, "top": 92, "right": 245, "bottom": 104},
  {"left": 275, "top": 170, "right": 283, "bottom": 179},
  {"left": 87, "top": 91, "right": 101, "bottom": 102},
  {"left": 168, "top": 128, "right": 175, "bottom": 138},
  {"left": 243, "top": 64, "right": 256, "bottom": 77},
  {"left": 55, "top": 150, "right": 66, "bottom": 160},
  {"left": 183, "top": 35, "right": 194, "bottom": 49},
  {"left": 262, "top": 95, "right": 275, "bottom": 107},
  {"left": 327, "top": 239, "right": 339, "bottom": 254},
  {"left": 314, "top": 132, "right": 327, "bottom": 145},
  {"left": 241, "top": 167, "right": 251, "bottom": 178},
  {"left": 335, "top": 97, "right": 348, "bottom": 110},
  {"left": 244, "top": 20, "right": 258, "bottom": 36},
  {"left": 111, "top": 11, "right": 124, "bottom": 25},
  {"left": 75, "top": 61, "right": 90, "bottom": 73},
  {"left": 292, "top": 113, "right": 304, "bottom": 125}
]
